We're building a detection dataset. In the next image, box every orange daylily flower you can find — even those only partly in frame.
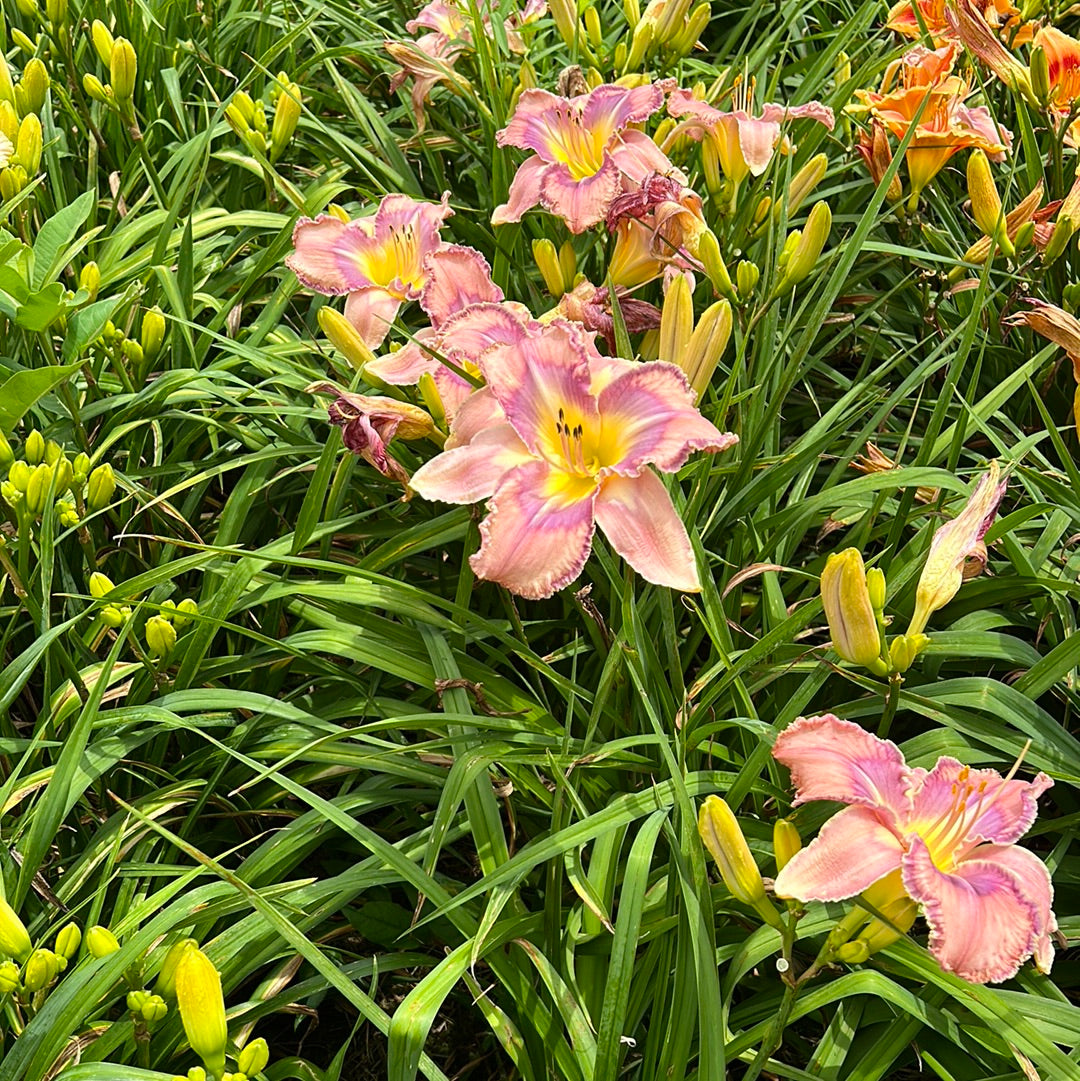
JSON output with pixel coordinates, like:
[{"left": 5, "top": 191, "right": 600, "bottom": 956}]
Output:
[{"left": 885, "top": 0, "right": 1032, "bottom": 47}]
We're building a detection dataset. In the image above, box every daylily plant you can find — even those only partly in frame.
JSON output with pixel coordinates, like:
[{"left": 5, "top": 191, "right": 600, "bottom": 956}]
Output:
[
  {"left": 773, "top": 714, "right": 1056, "bottom": 984},
  {"left": 409, "top": 320, "right": 737, "bottom": 597},
  {"left": 491, "top": 81, "right": 679, "bottom": 233},
  {"left": 287, "top": 193, "right": 452, "bottom": 348}
]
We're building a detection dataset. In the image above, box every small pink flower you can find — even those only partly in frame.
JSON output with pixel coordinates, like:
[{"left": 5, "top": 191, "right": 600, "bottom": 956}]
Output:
[
  {"left": 410, "top": 321, "right": 736, "bottom": 597},
  {"left": 287, "top": 194, "right": 453, "bottom": 349},
  {"left": 492, "top": 81, "right": 679, "bottom": 233},
  {"left": 773, "top": 714, "right": 1056, "bottom": 984},
  {"left": 667, "top": 87, "right": 834, "bottom": 186}
]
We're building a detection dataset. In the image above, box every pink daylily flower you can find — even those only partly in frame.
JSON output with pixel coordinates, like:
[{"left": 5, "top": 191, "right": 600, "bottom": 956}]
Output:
[
  {"left": 287, "top": 194, "right": 453, "bottom": 349},
  {"left": 773, "top": 714, "right": 1056, "bottom": 984},
  {"left": 667, "top": 87, "right": 835, "bottom": 187},
  {"left": 365, "top": 245, "right": 533, "bottom": 420},
  {"left": 492, "top": 81, "right": 680, "bottom": 233},
  {"left": 409, "top": 321, "right": 737, "bottom": 598}
]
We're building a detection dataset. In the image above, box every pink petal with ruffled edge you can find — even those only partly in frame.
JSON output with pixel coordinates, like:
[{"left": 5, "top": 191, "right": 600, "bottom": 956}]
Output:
[
  {"left": 365, "top": 329, "right": 440, "bottom": 385},
  {"left": 420, "top": 245, "right": 503, "bottom": 326},
  {"left": 758, "top": 101, "right": 837, "bottom": 131},
  {"left": 771, "top": 714, "right": 914, "bottom": 813},
  {"left": 496, "top": 88, "right": 570, "bottom": 153},
  {"left": 666, "top": 89, "right": 724, "bottom": 131},
  {"left": 410, "top": 423, "right": 532, "bottom": 504},
  {"left": 908, "top": 758, "right": 1053, "bottom": 848},
  {"left": 611, "top": 129, "right": 684, "bottom": 185},
  {"left": 446, "top": 387, "right": 506, "bottom": 448},
  {"left": 594, "top": 470, "right": 701, "bottom": 592},
  {"left": 581, "top": 80, "right": 672, "bottom": 138},
  {"left": 596, "top": 362, "right": 737, "bottom": 475},
  {"left": 539, "top": 157, "right": 622, "bottom": 233},
  {"left": 344, "top": 288, "right": 405, "bottom": 350},
  {"left": 479, "top": 323, "right": 597, "bottom": 458},
  {"left": 731, "top": 112, "right": 783, "bottom": 176},
  {"left": 977, "top": 844, "right": 1057, "bottom": 974},
  {"left": 287, "top": 216, "right": 375, "bottom": 294},
  {"left": 439, "top": 302, "right": 532, "bottom": 362},
  {"left": 472, "top": 460, "right": 597, "bottom": 599},
  {"left": 492, "top": 154, "right": 547, "bottom": 225},
  {"left": 902, "top": 836, "right": 1039, "bottom": 983},
  {"left": 773, "top": 804, "right": 906, "bottom": 902}
]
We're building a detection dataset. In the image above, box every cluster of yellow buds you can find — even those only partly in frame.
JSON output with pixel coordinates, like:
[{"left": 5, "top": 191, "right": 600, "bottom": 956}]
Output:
[
  {"left": 225, "top": 73, "right": 303, "bottom": 163},
  {"left": 88, "top": 571, "right": 199, "bottom": 657},
  {"left": 658, "top": 274, "right": 733, "bottom": 397},
  {"left": 620, "top": 0, "right": 711, "bottom": 70},
  {"left": 83, "top": 21, "right": 138, "bottom": 120},
  {"left": 1, "top": 429, "right": 115, "bottom": 529},
  {"left": 820, "top": 548, "right": 929, "bottom": 677},
  {"left": 94, "top": 307, "right": 168, "bottom": 382},
  {"left": 0, "top": 53, "right": 47, "bottom": 199},
  {"left": 750, "top": 153, "right": 829, "bottom": 237},
  {"left": 774, "top": 201, "right": 832, "bottom": 295},
  {"left": 532, "top": 238, "right": 578, "bottom": 300},
  {"left": 831, "top": 870, "right": 918, "bottom": 964},
  {"left": 0, "top": 903, "right": 83, "bottom": 1000},
  {"left": 127, "top": 989, "right": 168, "bottom": 1024}
]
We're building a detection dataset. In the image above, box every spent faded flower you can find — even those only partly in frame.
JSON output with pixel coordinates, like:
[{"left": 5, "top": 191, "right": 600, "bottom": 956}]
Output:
[
  {"left": 410, "top": 320, "right": 736, "bottom": 597},
  {"left": 492, "top": 81, "right": 679, "bottom": 233},
  {"left": 287, "top": 193, "right": 452, "bottom": 349},
  {"left": 773, "top": 714, "right": 1056, "bottom": 984}
]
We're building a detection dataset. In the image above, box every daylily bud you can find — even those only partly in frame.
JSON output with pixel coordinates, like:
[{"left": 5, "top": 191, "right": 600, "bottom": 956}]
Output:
[
  {"left": 231, "top": 90, "right": 255, "bottom": 126},
  {"left": 866, "top": 566, "right": 886, "bottom": 612},
  {"left": 735, "top": 259, "right": 759, "bottom": 300},
  {"left": 88, "top": 571, "right": 115, "bottom": 599},
  {"left": 110, "top": 38, "right": 137, "bottom": 104},
  {"left": 24, "top": 429, "right": 44, "bottom": 466},
  {"left": 52, "top": 456, "right": 73, "bottom": 496},
  {"left": 326, "top": 203, "right": 351, "bottom": 224},
  {"left": 683, "top": 299, "right": 732, "bottom": 398},
  {"left": 173, "top": 597, "right": 199, "bottom": 629},
  {"left": 0, "top": 57, "right": 14, "bottom": 107},
  {"left": 25, "top": 462, "right": 52, "bottom": 515},
  {"left": 624, "top": 0, "right": 641, "bottom": 26},
  {"left": 43, "top": 440, "right": 61, "bottom": 465},
  {"left": 175, "top": 946, "right": 229, "bottom": 1080},
  {"left": 773, "top": 819, "right": 801, "bottom": 872},
  {"left": 1042, "top": 215, "right": 1075, "bottom": 265},
  {"left": 0, "top": 960, "right": 19, "bottom": 993},
  {"left": 0, "top": 101, "right": 17, "bottom": 142},
  {"left": 91, "top": 20, "right": 115, "bottom": 67},
  {"left": 700, "top": 136, "right": 723, "bottom": 199},
  {"left": 584, "top": 6, "right": 603, "bottom": 48},
  {"left": 46, "top": 0, "right": 67, "bottom": 24},
  {"left": 141, "top": 306, "right": 166, "bottom": 361},
  {"left": 22, "top": 949, "right": 54, "bottom": 992},
  {"left": 673, "top": 3, "right": 710, "bottom": 57},
  {"left": 532, "top": 238, "right": 565, "bottom": 297},
  {"left": 20, "top": 59, "right": 49, "bottom": 116},
  {"left": 269, "top": 80, "right": 302, "bottom": 163},
  {"left": 57, "top": 500, "right": 80, "bottom": 528},
  {"left": 889, "top": 632, "right": 929, "bottom": 674},
  {"left": 625, "top": 21, "right": 654, "bottom": 70},
  {"left": 1031, "top": 45, "right": 1051, "bottom": 106},
  {"left": 145, "top": 615, "right": 177, "bottom": 659},
  {"left": 79, "top": 262, "right": 101, "bottom": 300},
  {"left": 820, "top": 548, "right": 885, "bottom": 672},
  {"left": 778, "top": 201, "right": 831, "bottom": 289},
  {"left": 8, "top": 460, "right": 31, "bottom": 492},
  {"left": 0, "top": 433, "right": 12, "bottom": 470},
  {"left": 317, "top": 306, "right": 376, "bottom": 372},
  {"left": 838, "top": 870, "right": 918, "bottom": 960},
  {"left": 72, "top": 453, "right": 90, "bottom": 486},
  {"left": 128, "top": 989, "right": 151, "bottom": 1014},
  {"left": 558, "top": 239, "right": 577, "bottom": 287},
  {"left": 11, "top": 31, "right": 38, "bottom": 57},
  {"left": 416, "top": 372, "right": 447, "bottom": 433},
  {"left": 967, "top": 150, "right": 1013, "bottom": 257},
  {"left": 85, "top": 925, "right": 120, "bottom": 958},
  {"left": 13, "top": 0, "right": 37, "bottom": 20},
  {"left": 86, "top": 463, "right": 116, "bottom": 510},
  {"left": 0, "top": 898, "right": 31, "bottom": 961},
  {"left": 659, "top": 273, "right": 693, "bottom": 365},
  {"left": 155, "top": 937, "right": 198, "bottom": 999},
  {"left": 1, "top": 482, "right": 21, "bottom": 509},
  {"left": 699, "top": 796, "right": 783, "bottom": 927},
  {"left": 100, "top": 604, "right": 126, "bottom": 627},
  {"left": 82, "top": 74, "right": 110, "bottom": 105},
  {"left": 784, "top": 153, "right": 828, "bottom": 219},
  {"left": 237, "top": 1037, "right": 269, "bottom": 1076},
  {"left": 696, "top": 229, "right": 737, "bottom": 301},
  {"left": 142, "top": 993, "right": 168, "bottom": 1023},
  {"left": 54, "top": 923, "right": 81, "bottom": 960}
]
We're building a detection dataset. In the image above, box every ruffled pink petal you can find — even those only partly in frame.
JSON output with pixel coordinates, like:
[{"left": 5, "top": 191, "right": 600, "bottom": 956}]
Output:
[
  {"left": 539, "top": 157, "right": 622, "bottom": 233},
  {"left": 406, "top": 0, "right": 465, "bottom": 35},
  {"left": 909, "top": 758, "right": 1053, "bottom": 847},
  {"left": 902, "top": 836, "right": 1039, "bottom": 983},
  {"left": 974, "top": 844, "right": 1056, "bottom": 974},
  {"left": 666, "top": 89, "right": 724, "bottom": 131},
  {"left": 287, "top": 216, "right": 375, "bottom": 295},
  {"left": 472, "top": 459, "right": 597, "bottom": 599},
  {"left": 772, "top": 714, "right": 914, "bottom": 814},
  {"left": 432, "top": 366, "right": 480, "bottom": 423},
  {"left": 732, "top": 112, "right": 782, "bottom": 176},
  {"left": 420, "top": 245, "right": 503, "bottom": 325},
  {"left": 595, "top": 362, "right": 737, "bottom": 475},
  {"left": 610, "top": 128, "right": 684, "bottom": 185},
  {"left": 492, "top": 154, "right": 547, "bottom": 226},
  {"left": 758, "top": 100, "right": 836, "bottom": 131},
  {"left": 496, "top": 89, "right": 569, "bottom": 152},
  {"left": 594, "top": 470, "right": 700, "bottom": 591},
  {"left": 344, "top": 288, "right": 405, "bottom": 350},
  {"left": 446, "top": 386, "right": 506, "bottom": 448},
  {"left": 373, "top": 192, "right": 453, "bottom": 248},
  {"left": 438, "top": 302, "right": 532, "bottom": 364},
  {"left": 773, "top": 804, "right": 905, "bottom": 902},
  {"left": 365, "top": 330, "right": 440, "bottom": 385},
  {"left": 581, "top": 81, "right": 671, "bottom": 137},
  {"left": 958, "top": 104, "right": 1013, "bottom": 159},
  {"left": 479, "top": 323, "right": 597, "bottom": 456},
  {"left": 410, "top": 423, "right": 532, "bottom": 504}
]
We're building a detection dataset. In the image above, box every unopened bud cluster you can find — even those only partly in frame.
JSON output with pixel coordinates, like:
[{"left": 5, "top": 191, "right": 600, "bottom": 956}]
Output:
[
  {"left": 0, "top": 52, "right": 49, "bottom": 198},
  {"left": 225, "top": 73, "right": 303, "bottom": 163},
  {"left": 82, "top": 21, "right": 138, "bottom": 120},
  {"left": 93, "top": 308, "right": 169, "bottom": 382},
  {"left": 621, "top": 0, "right": 711, "bottom": 72},
  {"left": 88, "top": 571, "right": 199, "bottom": 660}
]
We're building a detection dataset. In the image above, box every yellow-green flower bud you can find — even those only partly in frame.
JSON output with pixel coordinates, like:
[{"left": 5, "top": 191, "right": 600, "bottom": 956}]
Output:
[
  {"left": 91, "top": 21, "right": 115, "bottom": 67},
  {"left": 142, "top": 993, "right": 168, "bottom": 1023},
  {"left": 317, "top": 306, "right": 376, "bottom": 372},
  {"left": 78, "top": 262, "right": 101, "bottom": 301},
  {"left": 532, "top": 238, "right": 565, "bottom": 297},
  {"left": 145, "top": 615, "right": 177, "bottom": 659},
  {"left": 88, "top": 571, "right": 116, "bottom": 599},
  {"left": 0, "top": 960, "right": 19, "bottom": 993},
  {"left": 683, "top": 299, "right": 732, "bottom": 398},
  {"left": 25, "top": 462, "right": 52, "bottom": 515},
  {"left": 54, "top": 923, "right": 81, "bottom": 960},
  {"left": 967, "top": 150, "right": 1013, "bottom": 257},
  {"left": 237, "top": 1037, "right": 269, "bottom": 1076},
  {"left": 698, "top": 796, "right": 783, "bottom": 928},
  {"left": 85, "top": 925, "right": 120, "bottom": 958},
  {"left": 8, "top": 460, "right": 31, "bottom": 492},
  {"left": 52, "top": 456, "right": 72, "bottom": 495},
  {"left": 24, "top": 429, "right": 45, "bottom": 466},
  {"left": 252, "top": 99, "right": 267, "bottom": 135},
  {"left": 175, "top": 946, "right": 229, "bottom": 1080},
  {"left": 82, "top": 74, "right": 110, "bottom": 104},
  {"left": 71, "top": 451, "right": 90, "bottom": 484},
  {"left": 269, "top": 80, "right": 302, "bottom": 163},
  {"left": 773, "top": 819, "right": 801, "bottom": 872},
  {"left": 696, "top": 229, "right": 737, "bottom": 302},
  {"left": 889, "top": 632, "right": 929, "bottom": 674},
  {"left": 22, "top": 949, "right": 53, "bottom": 992},
  {"left": 231, "top": 90, "right": 255, "bottom": 125},
  {"left": 1014, "top": 219, "right": 1036, "bottom": 254},
  {"left": 820, "top": 548, "right": 885, "bottom": 671},
  {"left": 1042, "top": 216, "right": 1075, "bottom": 265},
  {"left": 43, "top": 440, "right": 62, "bottom": 465},
  {"left": 160, "top": 599, "right": 177, "bottom": 620},
  {"left": 0, "top": 101, "right": 17, "bottom": 142},
  {"left": 658, "top": 272, "right": 693, "bottom": 366},
  {"left": 141, "top": 306, "right": 166, "bottom": 361},
  {"left": 109, "top": 38, "right": 137, "bottom": 103},
  {"left": 46, "top": 0, "right": 67, "bottom": 25},
  {"left": 20, "top": 59, "right": 49, "bottom": 116},
  {"left": 57, "top": 500, "right": 79, "bottom": 528},
  {"left": 0, "top": 898, "right": 31, "bottom": 962},
  {"left": 186, "top": 1069, "right": 207, "bottom": 1081},
  {"left": 735, "top": 259, "right": 759, "bottom": 300},
  {"left": 783, "top": 153, "right": 828, "bottom": 219},
  {"left": 101, "top": 605, "right": 125, "bottom": 628},
  {"left": 174, "top": 597, "right": 199, "bottom": 629},
  {"left": 86, "top": 463, "right": 116, "bottom": 510},
  {"left": 13, "top": 0, "right": 38, "bottom": 19},
  {"left": 1031, "top": 45, "right": 1051, "bottom": 106},
  {"left": 127, "top": 989, "right": 150, "bottom": 1014},
  {"left": 0, "top": 432, "right": 12, "bottom": 470},
  {"left": 11, "top": 30, "right": 38, "bottom": 57},
  {"left": 866, "top": 566, "right": 886, "bottom": 612},
  {"left": 155, "top": 937, "right": 198, "bottom": 999},
  {"left": 0, "top": 57, "right": 14, "bottom": 108},
  {"left": 0, "top": 482, "right": 19, "bottom": 509},
  {"left": 122, "top": 338, "right": 145, "bottom": 371},
  {"left": 778, "top": 201, "right": 831, "bottom": 288},
  {"left": 700, "top": 136, "right": 723, "bottom": 198}
]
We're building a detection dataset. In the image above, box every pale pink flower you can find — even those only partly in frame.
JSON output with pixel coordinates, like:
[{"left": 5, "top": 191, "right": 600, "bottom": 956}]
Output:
[
  {"left": 492, "top": 81, "right": 679, "bottom": 233},
  {"left": 773, "top": 714, "right": 1056, "bottom": 984},
  {"left": 287, "top": 193, "right": 453, "bottom": 349},
  {"left": 667, "top": 87, "right": 834, "bottom": 187},
  {"left": 409, "top": 321, "right": 736, "bottom": 598}
]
